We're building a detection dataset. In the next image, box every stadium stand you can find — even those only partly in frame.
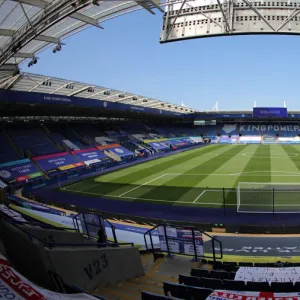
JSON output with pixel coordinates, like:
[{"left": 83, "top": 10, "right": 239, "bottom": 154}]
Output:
[
  {"left": 7, "top": 124, "right": 59, "bottom": 156},
  {"left": 0, "top": 131, "right": 21, "bottom": 163}
]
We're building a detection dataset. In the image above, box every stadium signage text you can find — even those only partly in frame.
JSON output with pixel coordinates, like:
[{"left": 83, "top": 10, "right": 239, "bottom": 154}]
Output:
[
  {"left": 240, "top": 125, "right": 300, "bottom": 132},
  {"left": 43, "top": 96, "right": 71, "bottom": 103}
]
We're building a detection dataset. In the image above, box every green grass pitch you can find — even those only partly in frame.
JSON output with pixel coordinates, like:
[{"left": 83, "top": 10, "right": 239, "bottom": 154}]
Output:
[{"left": 61, "top": 144, "right": 300, "bottom": 213}]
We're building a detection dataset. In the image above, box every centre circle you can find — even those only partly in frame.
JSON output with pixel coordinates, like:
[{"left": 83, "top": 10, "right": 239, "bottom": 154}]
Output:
[{"left": 242, "top": 152, "right": 299, "bottom": 158}]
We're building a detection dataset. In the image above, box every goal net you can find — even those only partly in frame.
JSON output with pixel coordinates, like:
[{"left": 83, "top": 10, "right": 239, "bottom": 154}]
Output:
[{"left": 237, "top": 182, "right": 300, "bottom": 213}]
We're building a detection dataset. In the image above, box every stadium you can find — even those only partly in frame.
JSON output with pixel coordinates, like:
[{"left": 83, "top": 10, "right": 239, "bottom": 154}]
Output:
[{"left": 2, "top": 0, "right": 300, "bottom": 299}]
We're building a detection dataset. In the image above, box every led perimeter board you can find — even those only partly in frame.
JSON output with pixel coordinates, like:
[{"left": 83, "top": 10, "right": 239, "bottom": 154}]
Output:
[
  {"left": 160, "top": 0, "right": 300, "bottom": 43},
  {"left": 253, "top": 107, "right": 288, "bottom": 118}
]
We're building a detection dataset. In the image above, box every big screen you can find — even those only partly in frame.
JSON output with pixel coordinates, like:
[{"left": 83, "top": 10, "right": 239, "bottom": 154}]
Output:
[{"left": 253, "top": 107, "right": 287, "bottom": 118}]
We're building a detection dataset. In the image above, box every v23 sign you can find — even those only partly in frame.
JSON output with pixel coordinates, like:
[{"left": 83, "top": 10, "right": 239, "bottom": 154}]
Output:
[{"left": 84, "top": 254, "right": 108, "bottom": 280}]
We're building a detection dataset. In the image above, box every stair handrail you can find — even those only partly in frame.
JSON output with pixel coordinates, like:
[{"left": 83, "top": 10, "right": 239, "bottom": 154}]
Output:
[{"left": 144, "top": 223, "right": 223, "bottom": 262}]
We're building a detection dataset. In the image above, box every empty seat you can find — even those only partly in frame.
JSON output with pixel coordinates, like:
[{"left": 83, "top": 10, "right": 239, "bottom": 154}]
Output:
[
  {"left": 223, "top": 262, "right": 238, "bottom": 272},
  {"left": 191, "top": 268, "right": 209, "bottom": 278},
  {"left": 229, "top": 272, "right": 236, "bottom": 279},
  {"left": 246, "top": 281, "right": 270, "bottom": 292},
  {"left": 188, "top": 286, "right": 213, "bottom": 300},
  {"left": 210, "top": 270, "right": 229, "bottom": 280},
  {"left": 213, "top": 261, "right": 223, "bottom": 270},
  {"left": 271, "top": 282, "right": 295, "bottom": 293},
  {"left": 163, "top": 282, "right": 187, "bottom": 299},
  {"left": 224, "top": 279, "right": 246, "bottom": 291},
  {"left": 201, "top": 277, "right": 223, "bottom": 290},
  {"left": 178, "top": 275, "right": 201, "bottom": 287},
  {"left": 141, "top": 291, "right": 173, "bottom": 300}
]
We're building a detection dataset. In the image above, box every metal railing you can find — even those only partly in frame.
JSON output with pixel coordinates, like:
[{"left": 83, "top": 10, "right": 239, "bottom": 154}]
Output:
[
  {"left": 73, "top": 212, "right": 118, "bottom": 243},
  {"left": 144, "top": 223, "right": 223, "bottom": 262},
  {"left": 1, "top": 212, "right": 133, "bottom": 248}
]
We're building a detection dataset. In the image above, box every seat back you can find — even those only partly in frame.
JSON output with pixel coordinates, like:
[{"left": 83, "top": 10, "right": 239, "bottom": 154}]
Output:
[
  {"left": 223, "top": 279, "right": 246, "bottom": 291},
  {"left": 210, "top": 270, "right": 229, "bottom": 280},
  {"left": 246, "top": 281, "right": 270, "bottom": 292},
  {"left": 201, "top": 277, "right": 223, "bottom": 290},
  {"left": 187, "top": 286, "right": 213, "bottom": 299},
  {"left": 163, "top": 282, "right": 187, "bottom": 299},
  {"left": 178, "top": 275, "right": 201, "bottom": 287},
  {"left": 191, "top": 268, "right": 209, "bottom": 278}
]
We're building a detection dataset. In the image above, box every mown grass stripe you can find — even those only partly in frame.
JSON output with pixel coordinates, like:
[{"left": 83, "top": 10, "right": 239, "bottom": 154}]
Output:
[{"left": 137, "top": 145, "right": 248, "bottom": 202}]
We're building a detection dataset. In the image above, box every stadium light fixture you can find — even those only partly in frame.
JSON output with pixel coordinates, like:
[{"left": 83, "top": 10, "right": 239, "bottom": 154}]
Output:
[
  {"left": 27, "top": 57, "right": 38, "bottom": 68},
  {"left": 53, "top": 43, "right": 62, "bottom": 53},
  {"left": 92, "top": 0, "right": 100, "bottom": 6}
]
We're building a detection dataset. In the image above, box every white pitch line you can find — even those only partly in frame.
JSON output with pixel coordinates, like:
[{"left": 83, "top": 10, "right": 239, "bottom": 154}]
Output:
[
  {"left": 118, "top": 173, "right": 168, "bottom": 197},
  {"left": 193, "top": 190, "right": 206, "bottom": 203}
]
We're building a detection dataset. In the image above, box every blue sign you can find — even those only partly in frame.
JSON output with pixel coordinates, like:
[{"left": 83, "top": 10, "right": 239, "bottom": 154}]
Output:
[
  {"left": 0, "top": 159, "right": 43, "bottom": 183},
  {"left": 253, "top": 107, "right": 288, "bottom": 118},
  {"left": 71, "top": 148, "right": 110, "bottom": 166},
  {"left": 32, "top": 152, "right": 85, "bottom": 175}
]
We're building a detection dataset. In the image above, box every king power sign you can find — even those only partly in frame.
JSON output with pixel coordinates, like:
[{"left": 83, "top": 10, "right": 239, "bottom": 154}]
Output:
[{"left": 240, "top": 124, "right": 300, "bottom": 133}]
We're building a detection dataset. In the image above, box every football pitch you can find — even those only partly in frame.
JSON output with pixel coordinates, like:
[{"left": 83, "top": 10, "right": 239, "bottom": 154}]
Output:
[{"left": 62, "top": 144, "right": 300, "bottom": 213}]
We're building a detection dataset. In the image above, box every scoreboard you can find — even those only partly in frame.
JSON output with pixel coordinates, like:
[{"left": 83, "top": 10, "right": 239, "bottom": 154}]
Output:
[{"left": 194, "top": 120, "right": 216, "bottom": 126}]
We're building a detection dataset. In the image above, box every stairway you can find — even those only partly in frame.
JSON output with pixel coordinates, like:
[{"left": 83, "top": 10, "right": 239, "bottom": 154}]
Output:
[{"left": 92, "top": 253, "right": 201, "bottom": 300}]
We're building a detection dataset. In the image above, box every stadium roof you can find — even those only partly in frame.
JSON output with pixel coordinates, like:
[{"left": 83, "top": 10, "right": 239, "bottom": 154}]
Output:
[
  {"left": 0, "top": 0, "right": 200, "bottom": 114},
  {"left": 2, "top": 72, "right": 198, "bottom": 113},
  {"left": 0, "top": 0, "right": 164, "bottom": 81}
]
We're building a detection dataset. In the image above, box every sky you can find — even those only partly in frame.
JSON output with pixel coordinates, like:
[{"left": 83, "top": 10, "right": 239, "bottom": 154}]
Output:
[{"left": 21, "top": 8, "right": 300, "bottom": 111}]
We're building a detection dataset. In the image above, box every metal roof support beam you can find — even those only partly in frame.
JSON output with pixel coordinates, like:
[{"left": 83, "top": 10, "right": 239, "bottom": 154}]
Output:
[
  {"left": 241, "top": 0, "right": 276, "bottom": 31},
  {"left": 103, "top": 93, "right": 124, "bottom": 100},
  {"left": 50, "top": 82, "right": 73, "bottom": 94},
  {"left": 29, "top": 77, "right": 51, "bottom": 92},
  {"left": 14, "top": 0, "right": 104, "bottom": 29},
  {"left": 71, "top": 12, "right": 104, "bottom": 29},
  {"left": 4, "top": 74, "right": 22, "bottom": 90},
  {"left": 165, "top": 0, "right": 187, "bottom": 40},
  {"left": 276, "top": 9, "right": 300, "bottom": 32},
  {"left": 85, "top": 89, "right": 110, "bottom": 99},
  {"left": 13, "top": 52, "right": 35, "bottom": 58},
  {"left": 114, "top": 95, "right": 136, "bottom": 103},
  {"left": 68, "top": 86, "right": 94, "bottom": 96},
  {"left": 216, "top": 0, "right": 231, "bottom": 32},
  {"left": 0, "top": 29, "right": 60, "bottom": 44}
]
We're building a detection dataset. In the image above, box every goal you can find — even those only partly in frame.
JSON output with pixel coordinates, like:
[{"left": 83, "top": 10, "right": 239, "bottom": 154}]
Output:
[{"left": 237, "top": 182, "right": 300, "bottom": 213}]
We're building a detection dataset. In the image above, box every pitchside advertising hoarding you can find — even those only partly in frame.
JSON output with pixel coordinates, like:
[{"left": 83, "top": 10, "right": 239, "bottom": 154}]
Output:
[
  {"left": 70, "top": 147, "right": 110, "bottom": 166},
  {"left": 32, "top": 152, "right": 85, "bottom": 175},
  {"left": 158, "top": 226, "right": 204, "bottom": 256},
  {"left": 253, "top": 107, "right": 288, "bottom": 118},
  {"left": 0, "top": 159, "right": 43, "bottom": 183}
]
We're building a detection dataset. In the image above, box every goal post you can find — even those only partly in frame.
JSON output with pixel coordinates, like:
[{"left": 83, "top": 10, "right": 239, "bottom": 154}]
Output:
[{"left": 237, "top": 182, "right": 300, "bottom": 213}]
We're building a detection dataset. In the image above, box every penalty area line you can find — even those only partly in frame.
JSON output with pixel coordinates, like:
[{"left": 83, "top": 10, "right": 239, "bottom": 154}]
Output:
[
  {"left": 193, "top": 190, "right": 206, "bottom": 203},
  {"left": 118, "top": 173, "right": 168, "bottom": 197}
]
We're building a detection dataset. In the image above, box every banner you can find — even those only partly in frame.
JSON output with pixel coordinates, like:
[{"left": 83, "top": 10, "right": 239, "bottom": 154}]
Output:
[
  {"left": 0, "top": 159, "right": 43, "bottom": 183},
  {"left": 0, "top": 254, "right": 97, "bottom": 299},
  {"left": 158, "top": 226, "right": 204, "bottom": 256},
  {"left": 253, "top": 107, "right": 288, "bottom": 118},
  {"left": 206, "top": 290, "right": 300, "bottom": 300},
  {"left": 235, "top": 266, "right": 300, "bottom": 282},
  {"left": 71, "top": 148, "right": 110, "bottom": 166},
  {"left": 32, "top": 152, "right": 85, "bottom": 174}
]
